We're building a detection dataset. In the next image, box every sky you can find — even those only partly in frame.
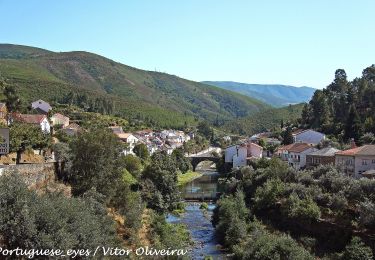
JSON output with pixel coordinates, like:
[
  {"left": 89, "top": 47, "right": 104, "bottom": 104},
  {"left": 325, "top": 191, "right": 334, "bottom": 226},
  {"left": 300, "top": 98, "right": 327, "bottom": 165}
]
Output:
[{"left": 0, "top": 0, "right": 374, "bottom": 88}]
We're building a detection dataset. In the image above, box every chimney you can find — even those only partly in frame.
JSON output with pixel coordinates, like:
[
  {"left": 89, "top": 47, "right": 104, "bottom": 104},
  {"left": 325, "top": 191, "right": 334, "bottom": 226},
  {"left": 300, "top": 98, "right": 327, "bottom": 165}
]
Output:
[{"left": 350, "top": 138, "right": 357, "bottom": 149}]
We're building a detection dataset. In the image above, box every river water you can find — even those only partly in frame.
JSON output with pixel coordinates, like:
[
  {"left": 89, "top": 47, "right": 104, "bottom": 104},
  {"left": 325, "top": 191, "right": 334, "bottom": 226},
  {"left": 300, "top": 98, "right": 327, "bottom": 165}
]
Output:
[{"left": 166, "top": 171, "right": 227, "bottom": 259}]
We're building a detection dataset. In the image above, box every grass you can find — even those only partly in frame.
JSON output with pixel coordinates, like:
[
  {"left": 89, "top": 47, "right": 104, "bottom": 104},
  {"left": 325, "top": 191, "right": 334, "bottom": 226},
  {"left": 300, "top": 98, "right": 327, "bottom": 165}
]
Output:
[{"left": 177, "top": 170, "right": 203, "bottom": 187}]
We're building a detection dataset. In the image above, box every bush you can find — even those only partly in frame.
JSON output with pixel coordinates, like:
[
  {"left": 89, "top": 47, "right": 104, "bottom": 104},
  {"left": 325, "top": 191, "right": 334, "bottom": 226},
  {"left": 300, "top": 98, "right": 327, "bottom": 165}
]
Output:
[
  {"left": 358, "top": 200, "right": 375, "bottom": 229},
  {"left": 282, "top": 193, "right": 321, "bottom": 222},
  {"left": 150, "top": 213, "right": 191, "bottom": 250},
  {"left": 329, "top": 192, "right": 348, "bottom": 212},
  {"left": 233, "top": 224, "right": 314, "bottom": 260},
  {"left": 0, "top": 174, "right": 119, "bottom": 251},
  {"left": 342, "top": 236, "right": 373, "bottom": 260},
  {"left": 213, "top": 190, "right": 249, "bottom": 248},
  {"left": 121, "top": 154, "right": 143, "bottom": 178},
  {"left": 253, "top": 178, "right": 285, "bottom": 211}
]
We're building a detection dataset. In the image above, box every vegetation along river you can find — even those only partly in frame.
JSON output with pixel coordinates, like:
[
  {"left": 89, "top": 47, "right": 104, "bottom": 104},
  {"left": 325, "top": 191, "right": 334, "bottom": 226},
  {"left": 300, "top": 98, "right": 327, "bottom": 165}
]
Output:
[{"left": 167, "top": 170, "right": 227, "bottom": 259}]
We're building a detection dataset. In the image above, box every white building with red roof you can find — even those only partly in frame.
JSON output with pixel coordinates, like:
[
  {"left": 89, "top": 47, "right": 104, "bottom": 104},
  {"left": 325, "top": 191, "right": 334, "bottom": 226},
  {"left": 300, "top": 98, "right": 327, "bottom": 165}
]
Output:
[
  {"left": 225, "top": 142, "right": 263, "bottom": 168},
  {"left": 335, "top": 145, "right": 375, "bottom": 178},
  {"left": 276, "top": 143, "right": 317, "bottom": 170},
  {"left": 13, "top": 114, "right": 50, "bottom": 133}
]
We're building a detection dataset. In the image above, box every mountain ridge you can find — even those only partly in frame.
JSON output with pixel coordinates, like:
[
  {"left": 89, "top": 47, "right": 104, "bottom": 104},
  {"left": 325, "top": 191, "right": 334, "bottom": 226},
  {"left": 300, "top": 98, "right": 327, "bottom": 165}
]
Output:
[
  {"left": 0, "top": 44, "right": 269, "bottom": 128},
  {"left": 202, "top": 81, "right": 316, "bottom": 107}
]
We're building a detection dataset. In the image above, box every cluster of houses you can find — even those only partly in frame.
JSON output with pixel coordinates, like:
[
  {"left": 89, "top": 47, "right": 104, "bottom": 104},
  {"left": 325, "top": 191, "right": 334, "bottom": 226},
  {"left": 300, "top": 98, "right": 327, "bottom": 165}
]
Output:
[
  {"left": 108, "top": 127, "right": 192, "bottom": 156},
  {"left": 0, "top": 99, "right": 193, "bottom": 159},
  {"left": 0, "top": 99, "right": 82, "bottom": 136},
  {"left": 225, "top": 129, "right": 375, "bottom": 179}
]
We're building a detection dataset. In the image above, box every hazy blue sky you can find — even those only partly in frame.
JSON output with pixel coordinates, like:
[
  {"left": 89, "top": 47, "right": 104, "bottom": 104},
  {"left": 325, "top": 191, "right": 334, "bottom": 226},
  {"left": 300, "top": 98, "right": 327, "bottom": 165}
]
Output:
[{"left": 1, "top": 0, "right": 374, "bottom": 88}]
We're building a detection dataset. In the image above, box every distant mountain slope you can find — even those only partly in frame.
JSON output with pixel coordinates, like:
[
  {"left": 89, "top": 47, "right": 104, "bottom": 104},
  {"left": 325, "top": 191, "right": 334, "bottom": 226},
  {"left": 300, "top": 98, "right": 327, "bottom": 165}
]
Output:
[
  {"left": 0, "top": 44, "right": 269, "bottom": 128},
  {"left": 202, "top": 81, "right": 316, "bottom": 107},
  {"left": 222, "top": 103, "right": 304, "bottom": 135}
]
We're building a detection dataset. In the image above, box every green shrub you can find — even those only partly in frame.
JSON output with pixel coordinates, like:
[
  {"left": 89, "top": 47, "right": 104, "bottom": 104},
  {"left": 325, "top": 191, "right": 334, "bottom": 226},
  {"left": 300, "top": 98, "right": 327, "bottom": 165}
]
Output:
[
  {"left": 342, "top": 237, "right": 373, "bottom": 260},
  {"left": 282, "top": 193, "right": 321, "bottom": 222},
  {"left": 254, "top": 178, "right": 285, "bottom": 211}
]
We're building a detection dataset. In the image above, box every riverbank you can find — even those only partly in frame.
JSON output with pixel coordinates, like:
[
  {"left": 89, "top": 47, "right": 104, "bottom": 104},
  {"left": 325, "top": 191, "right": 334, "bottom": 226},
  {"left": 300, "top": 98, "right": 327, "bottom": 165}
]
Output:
[{"left": 177, "top": 171, "right": 203, "bottom": 187}]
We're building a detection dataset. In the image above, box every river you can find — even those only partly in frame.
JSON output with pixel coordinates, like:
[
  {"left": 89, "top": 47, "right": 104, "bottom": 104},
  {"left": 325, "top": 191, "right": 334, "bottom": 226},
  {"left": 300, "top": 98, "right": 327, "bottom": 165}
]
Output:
[{"left": 167, "top": 171, "right": 227, "bottom": 259}]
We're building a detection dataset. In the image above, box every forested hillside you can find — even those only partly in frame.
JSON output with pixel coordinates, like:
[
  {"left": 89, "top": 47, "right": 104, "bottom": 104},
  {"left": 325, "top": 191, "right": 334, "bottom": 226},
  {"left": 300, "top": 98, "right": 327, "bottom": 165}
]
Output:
[
  {"left": 222, "top": 103, "right": 304, "bottom": 135},
  {"left": 0, "top": 44, "right": 268, "bottom": 128},
  {"left": 301, "top": 65, "right": 375, "bottom": 143}
]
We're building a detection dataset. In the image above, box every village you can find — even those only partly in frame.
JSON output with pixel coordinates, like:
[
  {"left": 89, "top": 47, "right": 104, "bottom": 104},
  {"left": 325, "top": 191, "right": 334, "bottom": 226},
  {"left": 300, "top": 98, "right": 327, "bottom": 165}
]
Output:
[
  {"left": 2, "top": 98, "right": 375, "bottom": 182},
  {"left": 0, "top": 99, "right": 195, "bottom": 165},
  {"left": 225, "top": 128, "right": 375, "bottom": 179}
]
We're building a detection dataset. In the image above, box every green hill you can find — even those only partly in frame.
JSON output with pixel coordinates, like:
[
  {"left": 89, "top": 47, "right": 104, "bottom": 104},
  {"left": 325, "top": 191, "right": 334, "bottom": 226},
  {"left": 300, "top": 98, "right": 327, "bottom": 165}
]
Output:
[
  {"left": 203, "top": 81, "right": 315, "bottom": 107},
  {"left": 0, "top": 44, "right": 269, "bottom": 128},
  {"left": 223, "top": 103, "right": 304, "bottom": 135}
]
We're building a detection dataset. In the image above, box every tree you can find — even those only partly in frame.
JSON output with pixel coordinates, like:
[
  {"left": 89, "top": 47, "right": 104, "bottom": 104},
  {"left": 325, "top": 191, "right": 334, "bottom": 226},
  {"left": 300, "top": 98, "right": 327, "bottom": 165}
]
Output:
[
  {"left": 344, "top": 105, "right": 363, "bottom": 142},
  {"left": 69, "top": 129, "right": 124, "bottom": 199},
  {"left": 121, "top": 154, "right": 142, "bottom": 178},
  {"left": 282, "top": 127, "right": 294, "bottom": 145},
  {"left": 213, "top": 190, "right": 249, "bottom": 248},
  {"left": 0, "top": 173, "right": 119, "bottom": 252},
  {"left": 53, "top": 142, "right": 72, "bottom": 180},
  {"left": 10, "top": 123, "right": 51, "bottom": 163},
  {"left": 141, "top": 152, "right": 179, "bottom": 212},
  {"left": 2, "top": 83, "right": 21, "bottom": 114},
  {"left": 172, "top": 147, "right": 192, "bottom": 173},
  {"left": 133, "top": 143, "right": 149, "bottom": 161},
  {"left": 197, "top": 121, "right": 212, "bottom": 140}
]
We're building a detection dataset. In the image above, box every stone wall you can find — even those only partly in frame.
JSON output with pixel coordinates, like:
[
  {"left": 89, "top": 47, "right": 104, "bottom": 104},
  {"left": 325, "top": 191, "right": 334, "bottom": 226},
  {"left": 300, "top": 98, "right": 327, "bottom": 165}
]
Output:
[{"left": 0, "top": 162, "right": 71, "bottom": 196}]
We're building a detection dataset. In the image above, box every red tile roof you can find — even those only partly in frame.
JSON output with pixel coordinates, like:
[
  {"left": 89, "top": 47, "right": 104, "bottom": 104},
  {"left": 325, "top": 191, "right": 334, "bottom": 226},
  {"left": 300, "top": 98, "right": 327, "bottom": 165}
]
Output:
[
  {"left": 52, "top": 113, "right": 69, "bottom": 120},
  {"left": 13, "top": 114, "right": 47, "bottom": 124},
  {"left": 278, "top": 143, "right": 313, "bottom": 153},
  {"left": 335, "top": 145, "right": 375, "bottom": 156}
]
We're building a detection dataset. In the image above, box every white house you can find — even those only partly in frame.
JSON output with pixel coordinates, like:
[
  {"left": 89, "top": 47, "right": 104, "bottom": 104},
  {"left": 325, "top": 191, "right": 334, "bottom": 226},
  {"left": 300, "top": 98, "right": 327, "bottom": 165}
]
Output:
[
  {"left": 116, "top": 133, "right": 139, "bottom": 155},
  {"left": 13, "top": 114, "right": 51, "bottom": 133},
  {"left": 225, "top": 142, "right": 263, "bottom": 168},
  {"left": 277, "top": 143, "right": 317, "bottom": 170},
  {"left": 292, "top": 129, "right": 325, "bottom": 145},
  {"left": 335, "top": 145, "right": 375, "bottom": 178}
]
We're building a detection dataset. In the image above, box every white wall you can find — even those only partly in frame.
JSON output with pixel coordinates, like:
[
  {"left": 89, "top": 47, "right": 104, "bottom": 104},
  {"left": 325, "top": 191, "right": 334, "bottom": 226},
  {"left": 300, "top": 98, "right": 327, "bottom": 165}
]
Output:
[
  {"left": 233, "top": 146, "right": 247, "bottom": 168},
  {"left": 354, "top": 155, "right": 375, "bottom": 178},
  {"left": 225, "top": 146, "right": 237, "bottom": 163},
  {"left": 288, "top": 147, "right": 317, "bottom": 170},
  {"left": 249, "top": 143, "right": 263, "bottom": 158},
  {"left": 40, "top": 118, "right": 51, "bottom": 133}
]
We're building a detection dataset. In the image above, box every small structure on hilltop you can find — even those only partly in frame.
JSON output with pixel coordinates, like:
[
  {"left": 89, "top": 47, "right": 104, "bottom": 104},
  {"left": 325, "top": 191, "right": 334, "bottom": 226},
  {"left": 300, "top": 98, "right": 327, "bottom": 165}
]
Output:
[
  {"left": 31, "top": 99, "right": 52, "bottom": 114},
  {"left": 50, "top": 113, "right": 70, "bottom": 127},
  {"left": 61, "top": 123, "right": 81, "bottom": 136}
]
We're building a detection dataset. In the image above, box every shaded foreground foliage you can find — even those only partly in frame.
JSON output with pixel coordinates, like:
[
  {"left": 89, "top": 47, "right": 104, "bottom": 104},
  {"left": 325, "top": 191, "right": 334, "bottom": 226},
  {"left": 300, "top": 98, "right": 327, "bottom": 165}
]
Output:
[{"left": 213, "top": 158, "right": 375, "bottom": 259}]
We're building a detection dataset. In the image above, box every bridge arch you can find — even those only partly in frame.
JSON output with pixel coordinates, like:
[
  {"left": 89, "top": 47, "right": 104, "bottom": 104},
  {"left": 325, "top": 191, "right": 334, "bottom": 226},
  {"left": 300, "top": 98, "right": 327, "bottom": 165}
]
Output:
[{"left": 190, "top": 156, "right": 220, "bottom": 171}]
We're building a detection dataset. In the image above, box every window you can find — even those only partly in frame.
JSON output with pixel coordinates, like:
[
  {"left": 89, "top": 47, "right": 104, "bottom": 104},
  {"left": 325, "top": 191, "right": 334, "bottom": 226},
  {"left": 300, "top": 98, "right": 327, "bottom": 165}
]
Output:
[
  {"left": 372, "top": 159, "right": 375, "bottom": 164},
  {"left": 362, "top": 160, "right": 368, "bottom": 165}
]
